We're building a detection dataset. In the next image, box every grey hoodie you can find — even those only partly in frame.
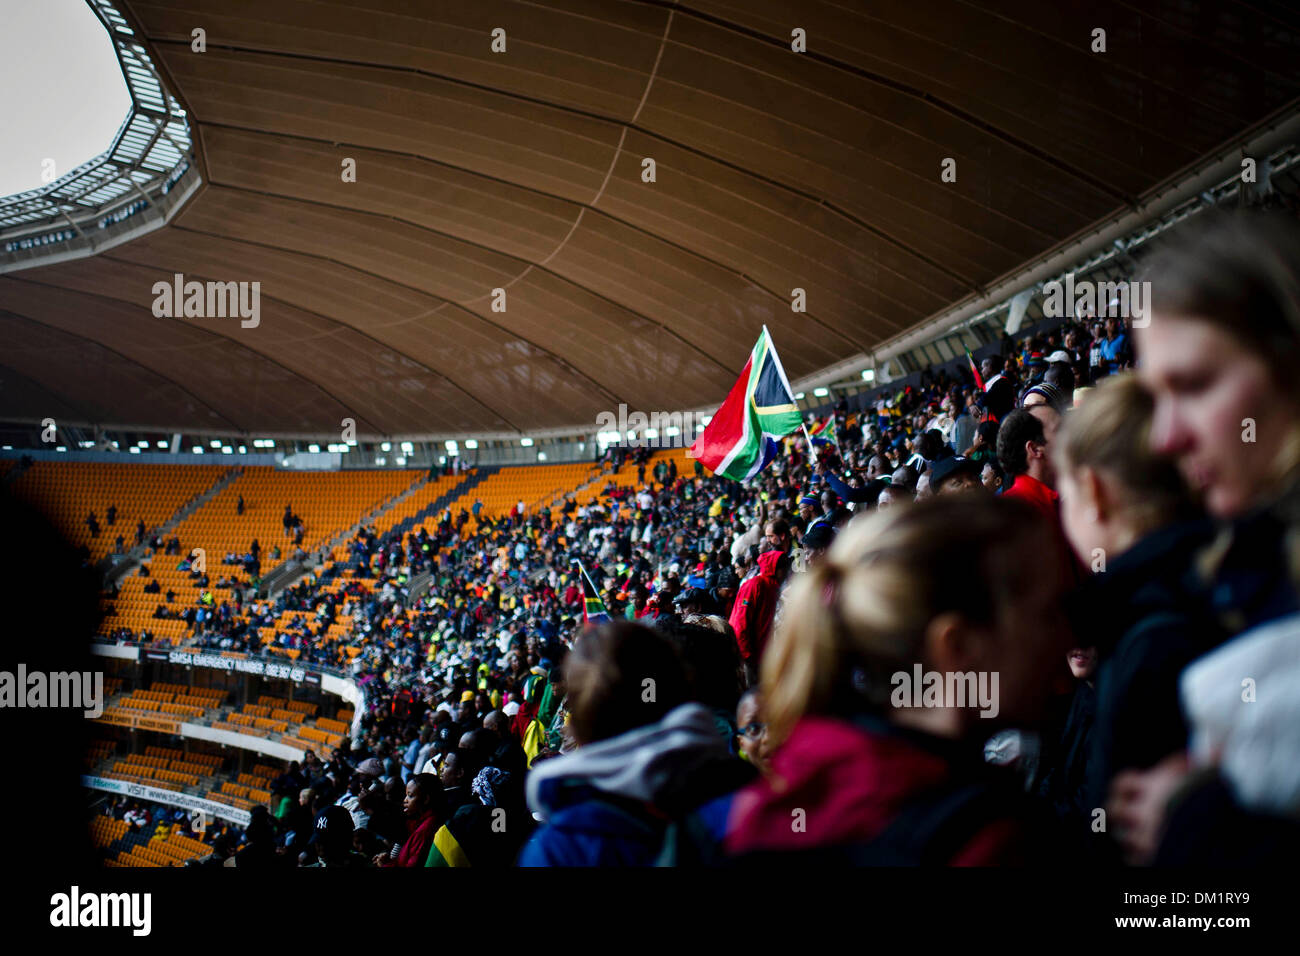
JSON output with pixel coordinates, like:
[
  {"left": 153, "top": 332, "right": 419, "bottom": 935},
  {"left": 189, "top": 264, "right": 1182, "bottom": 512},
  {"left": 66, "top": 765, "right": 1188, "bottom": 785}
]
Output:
[{"left": 526, "top": 703, "right": 730, "bottom": 823}]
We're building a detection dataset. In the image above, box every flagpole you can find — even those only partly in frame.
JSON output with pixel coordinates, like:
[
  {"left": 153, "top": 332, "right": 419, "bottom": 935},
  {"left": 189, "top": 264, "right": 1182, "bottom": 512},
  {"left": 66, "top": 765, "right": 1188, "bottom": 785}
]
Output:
[
  {"left": 762, "top": 324, "right": 818, "bottom": 468},
  {"left": 802, "top": 421, "right": 819, "bottom": 467}
]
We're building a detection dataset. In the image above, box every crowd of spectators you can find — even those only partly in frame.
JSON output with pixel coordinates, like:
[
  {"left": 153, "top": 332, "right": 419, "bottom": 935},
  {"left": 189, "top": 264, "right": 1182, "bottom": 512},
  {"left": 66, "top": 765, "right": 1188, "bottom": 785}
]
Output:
[{"left": 98, "top": 210, "right": 1300, "bottom": 867}]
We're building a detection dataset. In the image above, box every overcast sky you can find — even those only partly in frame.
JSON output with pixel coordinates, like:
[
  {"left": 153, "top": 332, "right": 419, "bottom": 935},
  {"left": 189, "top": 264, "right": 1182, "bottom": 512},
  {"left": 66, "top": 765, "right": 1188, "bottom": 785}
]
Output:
[{"left": 0, "top": 0, "right": 132, "bottom": 197}]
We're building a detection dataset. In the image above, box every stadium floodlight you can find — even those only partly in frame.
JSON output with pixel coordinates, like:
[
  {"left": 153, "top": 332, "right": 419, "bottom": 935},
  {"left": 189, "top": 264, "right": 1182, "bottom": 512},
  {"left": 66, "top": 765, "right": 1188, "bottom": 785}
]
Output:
[
  {"left": 665, "top": 426, "right": 680, "bottom": 437},
  {"left": 814, "top": 387, "right": 830, "bottom": 397},
  {"left": 464, "top": 440, "right": 478, "bottom": 450},
  {"left": 238, "top": 445, "right": 247, "bottom": 454},
  {"left": 644, "top": 428, "right": 659, "bottom": 440},
  {"left": 192, "top": 446, "right": 203, "bottom": 454},
  {"left": 537, "top": 451, "right": 547, "bottom": 461},
  {"left": 381, "top": 442, "right": 391, "bottom": 452},
  {"left": 221, "top": 446, "right": 233, "bottom": 454},
  {"left": 56, "top": 446, "right": 68, "bottom": 452},
  {"left": 375, "top": 456, "right": 386, "bottom": 466},
  {"left": 395, "top": 456, "right": 406, "bottom": 466},
  {"left": 795, "top": 392, "right": 806, "bottom": 400},
  {"left": 127, "top": 447, "right": 139, "bottom": 454},
  {"left": 862, "top": 369, "right": 875, "bottom": 381},
  {"left": 137, "top": 440, "right": 149, "bottom": 447},
  {"left": 308, "top": 444, "right": 320, "bottom": 453},
  {"left": 445, "top": 439, "right": 458, "bottom": 452},
  {"left": 400, "top": 441, "right": 414, "bottom": 452},
  {"left": 156, "top": 440, "right": 167, "bottom": 448},
  {"left": 210, "top": 439, "right": 221, "bottom": 448},
  {"left": 520, "top": 438, "right": 534, "bottom": 447},
  {"left": 700, "top": 415, "right": 712, "bottom": 426}
]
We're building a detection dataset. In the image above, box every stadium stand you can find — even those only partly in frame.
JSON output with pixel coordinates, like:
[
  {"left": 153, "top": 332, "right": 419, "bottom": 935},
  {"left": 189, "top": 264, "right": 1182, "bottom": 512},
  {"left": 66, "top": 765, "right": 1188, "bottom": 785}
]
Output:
[{"left": 8, "top": 463, "right": 226, "bottom": 562}]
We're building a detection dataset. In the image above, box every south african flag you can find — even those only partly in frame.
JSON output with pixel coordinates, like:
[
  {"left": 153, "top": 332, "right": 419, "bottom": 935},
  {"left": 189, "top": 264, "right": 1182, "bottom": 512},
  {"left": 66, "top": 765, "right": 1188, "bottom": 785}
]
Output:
[
  {"left": 809, "top": 415, "right": 838, "bottom": 447},
  {"left": 689, "top": 326, "right": 803, "bottom": 482},
  {"left": 572, "top": 560, "right": 610, "bottom": 624}
]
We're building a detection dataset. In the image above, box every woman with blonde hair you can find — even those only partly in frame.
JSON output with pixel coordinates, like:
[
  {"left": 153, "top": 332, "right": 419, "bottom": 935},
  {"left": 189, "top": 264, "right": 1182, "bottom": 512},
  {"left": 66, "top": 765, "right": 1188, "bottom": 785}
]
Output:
[
  {"left": 670, "top": 495, "right": 1074, "bottom": 865},
  {"left": 1108, "top": 210, "right": 1300, "bottom": 864},
  {"left": 1046, "top": 373, "right": 1210, "bottom": 831}
]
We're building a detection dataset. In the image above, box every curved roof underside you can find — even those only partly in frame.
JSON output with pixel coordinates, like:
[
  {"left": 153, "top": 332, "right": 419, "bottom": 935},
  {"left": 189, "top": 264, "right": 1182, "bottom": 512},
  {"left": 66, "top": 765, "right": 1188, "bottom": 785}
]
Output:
[{"left": 3, "top": 0, "right": 1300, "bottom": 439}]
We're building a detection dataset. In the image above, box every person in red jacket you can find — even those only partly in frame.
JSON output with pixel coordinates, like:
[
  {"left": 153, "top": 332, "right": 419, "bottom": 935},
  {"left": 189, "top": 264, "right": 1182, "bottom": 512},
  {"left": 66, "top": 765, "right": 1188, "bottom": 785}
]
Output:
[
  {"left": 728, "top": 548, "right": 790, "bottom": 686},
  {"left": 377, "top": 773, "right": 444, "bottom": 867},
  {"left": 674, "top": 496, "right": 1075, "bottom": 866},
  {"left": 995, "top": 406, "right": 1061, "bottom": 520}
]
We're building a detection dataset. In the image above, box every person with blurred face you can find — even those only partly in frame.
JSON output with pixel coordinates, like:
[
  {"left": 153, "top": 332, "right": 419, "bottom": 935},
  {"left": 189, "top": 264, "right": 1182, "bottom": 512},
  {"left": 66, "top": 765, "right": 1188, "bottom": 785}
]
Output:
[
  {"left": 376, "top": 773, "right": 443, "bottom": 867},
  {"left": 996, "top": 407, "right": 1061, "bottom": 521},
  {"left": 1139, "top": 283, "right": 1300, "bottom": 520},
  {"left": 875, "top": 485, "right": 900, "bottom": 510},
  {"left": 929, "top": 456, "right": 983, "bottom": 496},
  {"left": 763, "top": 518, "right": 791, "bottom": 553},
  {"left": 1110, "top": 212, "right": 1300, "bottom": 865},
  {"left": 735, "top": 688, "right": 771, "bottom": 775},
  {"left": 688, "top": 496, "right": 1074, "bottom": 865},
  {"left": 981, "top": 461, "right": 1004, "bottom": 494},
  {"left": 1066, "top": 647, "right": 1098, "bottom": 681},
  {"left": 913, "top": 473, "right": 932, "bottom": 501},
  {"left": 1052, "top": 374, "right": 1215, "bottom": 837}
]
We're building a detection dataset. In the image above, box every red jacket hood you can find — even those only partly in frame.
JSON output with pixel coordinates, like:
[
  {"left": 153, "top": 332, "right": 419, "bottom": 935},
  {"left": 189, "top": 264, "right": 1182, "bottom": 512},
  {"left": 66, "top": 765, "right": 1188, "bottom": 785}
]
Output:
[{"left": 756, "top": 549, "right": 785, "bottom": 578}]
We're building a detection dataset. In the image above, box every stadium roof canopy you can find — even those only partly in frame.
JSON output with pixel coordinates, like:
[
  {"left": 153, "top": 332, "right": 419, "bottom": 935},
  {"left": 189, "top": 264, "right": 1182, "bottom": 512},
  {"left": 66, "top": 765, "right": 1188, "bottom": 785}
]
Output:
[{"left": 2, "top": 0, "right": 1300, "bottom": 440}]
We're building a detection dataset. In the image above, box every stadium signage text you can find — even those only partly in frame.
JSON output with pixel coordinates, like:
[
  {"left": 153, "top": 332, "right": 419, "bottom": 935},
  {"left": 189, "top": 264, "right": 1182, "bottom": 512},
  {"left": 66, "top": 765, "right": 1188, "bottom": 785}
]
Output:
[
  {"left": 82, "top": 774, "right": 252, "bottom": 826},
  {"left": 169, "top": 650, "right": 305, "bottom": 682},
  {"left": 151, "top": 272, "right": 261, "bottom": 328}
]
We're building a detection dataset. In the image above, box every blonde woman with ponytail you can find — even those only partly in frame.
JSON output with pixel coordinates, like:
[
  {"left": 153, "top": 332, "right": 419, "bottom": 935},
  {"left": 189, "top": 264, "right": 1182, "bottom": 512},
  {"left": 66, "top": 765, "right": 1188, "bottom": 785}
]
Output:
[
  {"left": 1045, "top": 373, "right": 1208, "bottom": 832},
  {"left": 670, "top": 495, "right": 1075, "bottom": 865}
]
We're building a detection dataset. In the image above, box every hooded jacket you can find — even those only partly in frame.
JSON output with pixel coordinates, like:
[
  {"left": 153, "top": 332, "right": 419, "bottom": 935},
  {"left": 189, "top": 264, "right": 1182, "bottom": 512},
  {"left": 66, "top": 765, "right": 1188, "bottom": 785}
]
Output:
[
  {"left": 728, "top": 549, "right": 785, "bottom": 662},
  {"left": 518, "top": 703, "right": 753, "bottom": 866},
  {"left": 671, "top": 715, "right": 1063, "bottom": 866}
]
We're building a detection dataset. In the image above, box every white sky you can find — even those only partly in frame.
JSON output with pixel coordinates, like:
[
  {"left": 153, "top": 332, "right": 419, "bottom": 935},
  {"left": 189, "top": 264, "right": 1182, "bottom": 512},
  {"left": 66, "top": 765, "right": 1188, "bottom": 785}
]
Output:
[{"left": 0, "top": 0, "right": 132, "bottom": 197}]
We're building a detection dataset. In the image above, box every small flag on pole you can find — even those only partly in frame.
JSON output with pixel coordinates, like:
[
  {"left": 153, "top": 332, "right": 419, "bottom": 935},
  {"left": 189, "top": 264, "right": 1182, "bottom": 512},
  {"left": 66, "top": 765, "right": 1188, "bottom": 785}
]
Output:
[
  {"left": 572, "top": 560, "right": 610, "bottom": 623},
  {"left": 966, "top": 348, "right": 986, "bottom": 391},
  {"left": 808, "top": 415, "right": 838, "bottom": 447}
]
